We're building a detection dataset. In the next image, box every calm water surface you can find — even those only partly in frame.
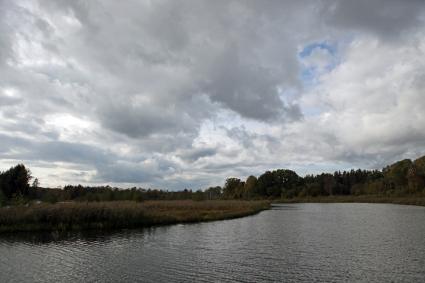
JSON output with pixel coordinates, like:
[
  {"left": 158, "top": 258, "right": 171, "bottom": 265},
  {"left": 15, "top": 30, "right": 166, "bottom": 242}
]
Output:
[{"left": 1, "top": 203, "right": 424, "bottom": 282}]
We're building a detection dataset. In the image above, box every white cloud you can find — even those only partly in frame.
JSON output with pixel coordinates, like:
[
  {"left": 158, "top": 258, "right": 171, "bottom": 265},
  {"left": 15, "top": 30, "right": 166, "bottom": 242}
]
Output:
[{"left": 1, "top": 0, "right": 425, "bottom": 189}]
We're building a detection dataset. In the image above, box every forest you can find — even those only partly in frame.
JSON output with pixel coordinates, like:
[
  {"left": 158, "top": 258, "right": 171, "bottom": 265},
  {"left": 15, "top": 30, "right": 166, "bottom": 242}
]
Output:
[{"left": 0, "top": 155, "right": 424, "bottom": 205}]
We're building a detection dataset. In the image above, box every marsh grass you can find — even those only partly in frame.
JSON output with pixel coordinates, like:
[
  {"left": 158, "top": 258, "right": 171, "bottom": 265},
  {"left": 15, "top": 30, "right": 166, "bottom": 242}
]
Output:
[
  {"left": 0, "top": 200, "right": 270, "bottom": 232},
  {"left": 277, "top": 195, "right": 425, "bottom": 206}
]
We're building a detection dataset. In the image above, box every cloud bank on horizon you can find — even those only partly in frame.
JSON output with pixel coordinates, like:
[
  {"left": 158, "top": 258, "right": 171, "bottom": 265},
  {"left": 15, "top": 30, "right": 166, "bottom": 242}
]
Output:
[{"left": 1, "top": 0, "right": 425, "bottom": 189}]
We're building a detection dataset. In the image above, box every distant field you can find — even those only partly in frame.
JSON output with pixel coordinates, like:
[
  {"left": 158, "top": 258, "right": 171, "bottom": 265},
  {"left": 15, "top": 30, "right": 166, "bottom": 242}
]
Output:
[
  {"left": 277, "top": 195, "right": 425, "bottom": 206},
  {"left": 0, "top": 200, "right": 270, "bottom": 233}
]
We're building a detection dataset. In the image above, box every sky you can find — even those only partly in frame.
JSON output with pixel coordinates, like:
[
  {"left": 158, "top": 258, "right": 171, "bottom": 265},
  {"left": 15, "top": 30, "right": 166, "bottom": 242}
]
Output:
[{"left": 1, "top": 0, "right": 425, "bottom": 190}]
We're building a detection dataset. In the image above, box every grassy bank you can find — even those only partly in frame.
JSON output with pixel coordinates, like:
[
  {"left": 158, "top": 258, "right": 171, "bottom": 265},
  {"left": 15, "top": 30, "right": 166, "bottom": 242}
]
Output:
[
  {"left": 0, "top": 200, "right": 270, "bottom": 233},
  {"left": 277, "top": 195, "right": 425, "bottom": 206}
]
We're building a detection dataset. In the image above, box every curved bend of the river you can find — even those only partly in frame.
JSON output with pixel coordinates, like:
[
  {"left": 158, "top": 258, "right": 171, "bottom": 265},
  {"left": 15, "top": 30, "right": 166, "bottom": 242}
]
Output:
[{"left": 1, "top": 203, "right": 424, "bottom": 282}]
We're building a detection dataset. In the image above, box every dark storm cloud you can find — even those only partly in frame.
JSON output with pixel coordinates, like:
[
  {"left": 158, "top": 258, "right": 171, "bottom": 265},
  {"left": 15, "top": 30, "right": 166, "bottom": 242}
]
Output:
[
  {"left": 98, "top": 101, "right": 197, "bottom": 138},
  {"left": 178, "top": 147, "right": 218, "bottom": 162},
  {"left": 33, "top": 0, "right": 307, "bottom": 124},
  {"left": 94, "top": 155, "right": 180, "bottom": 184},
  {"left": 0, "top": 133, "right": 170, "bottom": 185},
  {"left": 0, "top": 1, "right": 14, "bottom": 65},
  {"left": 95, "top": 163, "right": 161, "bottom": 184},
  {"left": 201, "top": 45, "right": 298, "bottom": 121},
  {"left": 324, "top": 0, "right": 425, "bottom": 40},
  {"left": 0, "top": 133, "right": 110, "bottom": 165}
]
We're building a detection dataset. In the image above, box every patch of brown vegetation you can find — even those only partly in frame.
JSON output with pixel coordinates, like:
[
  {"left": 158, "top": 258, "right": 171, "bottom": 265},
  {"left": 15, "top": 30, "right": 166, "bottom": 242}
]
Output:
[{"left": 0, "top": 200, "right": 270, "bottom": 232}]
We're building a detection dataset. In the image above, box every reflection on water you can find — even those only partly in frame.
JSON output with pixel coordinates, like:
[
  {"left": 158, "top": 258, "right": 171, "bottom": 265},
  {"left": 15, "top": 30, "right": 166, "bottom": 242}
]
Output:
[
  {"left": 270, "top": 204, "right": 301, "bottom": 210},
  {"left": 1, "top": 203, "right": 425, "bottom": 282},
  {"left": 0, "top": 227, "right": 166, "bottom": 245}
]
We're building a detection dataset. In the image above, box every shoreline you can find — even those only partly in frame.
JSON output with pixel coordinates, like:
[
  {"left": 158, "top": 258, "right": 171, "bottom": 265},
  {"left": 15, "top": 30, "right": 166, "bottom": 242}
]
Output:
[
  {"left": 0, "top": 200, "right": 270, "bottom": 233},
  {"left": 275, "top": 195, "right": 425, "bottom": 206},
  {"left": 1, "top": 196, "right": 424, "bottom": 233}
]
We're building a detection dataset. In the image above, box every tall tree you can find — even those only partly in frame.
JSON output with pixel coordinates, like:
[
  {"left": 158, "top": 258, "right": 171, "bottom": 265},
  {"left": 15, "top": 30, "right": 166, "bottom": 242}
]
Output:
[
  {"left": 0, "top": 164, "right": 32, "bottom": 198},
  {"left": 244, "top": 176, "right": 258, "bottom": 199},
  {"left": 223, "top": 178, "right": 242, "bottom": 199}
]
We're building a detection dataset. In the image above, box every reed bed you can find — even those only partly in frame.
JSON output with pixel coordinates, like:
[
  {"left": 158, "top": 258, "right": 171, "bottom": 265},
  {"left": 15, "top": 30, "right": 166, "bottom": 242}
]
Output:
[{"left": 0, "top": 200, "right": 270, "bottom": 232}]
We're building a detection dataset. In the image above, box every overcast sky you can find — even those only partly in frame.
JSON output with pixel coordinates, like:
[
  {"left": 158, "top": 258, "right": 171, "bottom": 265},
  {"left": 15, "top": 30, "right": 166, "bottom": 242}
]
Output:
[{"left": 1, "top": 0, "right": 425, "bottom": 190}]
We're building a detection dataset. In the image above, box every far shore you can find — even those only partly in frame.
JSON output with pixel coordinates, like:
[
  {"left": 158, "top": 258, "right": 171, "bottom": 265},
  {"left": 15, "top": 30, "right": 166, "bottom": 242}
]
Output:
[{"left": 276, "top": 195, "right": 425, "bottom": 206}]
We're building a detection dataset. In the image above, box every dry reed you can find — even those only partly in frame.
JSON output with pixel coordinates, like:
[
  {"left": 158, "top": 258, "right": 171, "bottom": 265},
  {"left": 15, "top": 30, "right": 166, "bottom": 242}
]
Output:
[{"left": 0, "top": 200, "right": 270, "bottom": 232}]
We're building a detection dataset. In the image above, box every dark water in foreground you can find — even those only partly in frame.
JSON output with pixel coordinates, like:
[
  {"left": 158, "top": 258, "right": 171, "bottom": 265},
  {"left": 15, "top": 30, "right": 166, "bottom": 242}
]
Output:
[{"left": 1, "top": 203, "right": 425, "bottom": 282}]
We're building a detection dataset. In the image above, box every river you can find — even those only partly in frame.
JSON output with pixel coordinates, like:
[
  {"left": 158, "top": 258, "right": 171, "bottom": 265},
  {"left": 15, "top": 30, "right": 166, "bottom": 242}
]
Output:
[{"left": 1, "top": 203, "right": 424, "bottom": 282}]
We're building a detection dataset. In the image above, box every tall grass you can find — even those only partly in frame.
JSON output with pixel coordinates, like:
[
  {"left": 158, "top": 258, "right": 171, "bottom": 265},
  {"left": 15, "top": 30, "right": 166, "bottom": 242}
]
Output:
[{"left": 0, "top": 200, "right": 270, "bottom": 232}]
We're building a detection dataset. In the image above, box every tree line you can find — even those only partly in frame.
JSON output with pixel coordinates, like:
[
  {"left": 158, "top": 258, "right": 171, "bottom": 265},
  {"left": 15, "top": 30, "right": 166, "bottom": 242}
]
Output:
[
  {"left": 0, "top": 155, "right": 424, "bottom": 205},
  {"left": 0, "top": 165, "right": 211, "bottom": 204},
  {"left": 219, "top": 156, "right": 425, "bottom": 199}
]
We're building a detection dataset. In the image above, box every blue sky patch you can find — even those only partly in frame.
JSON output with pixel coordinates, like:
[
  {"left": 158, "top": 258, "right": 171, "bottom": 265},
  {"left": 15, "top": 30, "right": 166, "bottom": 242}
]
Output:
[
  {"left": 298, "top": 41, "right": 339, "bottom": 87},
  {"left": 299, "top": 41, "right": 337, "bottom": 58}
]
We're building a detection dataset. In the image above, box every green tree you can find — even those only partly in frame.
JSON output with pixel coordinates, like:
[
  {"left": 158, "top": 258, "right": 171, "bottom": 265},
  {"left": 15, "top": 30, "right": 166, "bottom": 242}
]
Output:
[
  {"left": 205, "top": 186, "right": 222, "bottom": 200},
  {"left": 383, "top": 159, "right": 413, "bottom": 189},
  {"left": 273, "top": 169, "right": 301, "bottom": 198},
  {"left": 0, "top": 164, "right": 32, "bottom": 199},
  {"left": 257, "top": 171, "right": 274, "bottom": 197},
  {"left": 192, "top": 190, "right": 205, "bottom": 201},
  {"left": 243, "top": 175, "right": 258, "bottom": 199},
  {"left": 223, "top": 178, "right": 242, "bottom": 199},
  {"left": 32, "top": 178, "right": 39, "bottom": 189},
  {"left": 410, "top": 156, "right": 425, "bottom": 193}
]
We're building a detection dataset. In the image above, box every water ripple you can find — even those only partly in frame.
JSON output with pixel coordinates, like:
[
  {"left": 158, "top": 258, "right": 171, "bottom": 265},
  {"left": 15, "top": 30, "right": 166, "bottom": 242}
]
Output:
[{"left": 0, "top": 203, "right": 425, "bottom": 282}]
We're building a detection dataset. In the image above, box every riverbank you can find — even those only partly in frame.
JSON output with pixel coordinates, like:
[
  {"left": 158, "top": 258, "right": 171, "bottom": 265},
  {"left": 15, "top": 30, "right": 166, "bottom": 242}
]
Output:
[
  {"left": 0, "top": 200, "right": 270, "bottom": 233},
  {"left": 276, "top": 195, "right": 425, "bottom": 206}
]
